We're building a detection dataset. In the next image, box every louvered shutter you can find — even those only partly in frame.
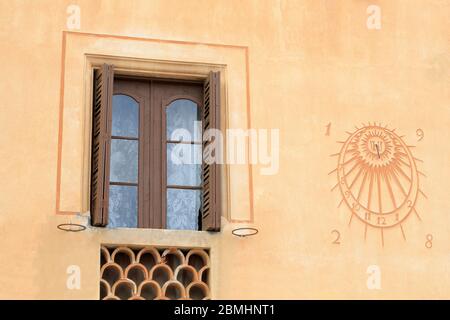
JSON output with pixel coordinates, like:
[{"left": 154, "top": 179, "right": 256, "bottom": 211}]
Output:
[
  {"left": 201, "top": 71, "right": 221, "bottom": 231},
  {"left": 90, "top": 64, "right": 114, "bottom": 227}
]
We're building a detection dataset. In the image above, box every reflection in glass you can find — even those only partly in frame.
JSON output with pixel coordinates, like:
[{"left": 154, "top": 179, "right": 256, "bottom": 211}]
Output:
[
  {"left": 110, "top": 139, "right": 138, "bottom": 183},
  {"left": 167, "top": 143, "right": 201, "bottom": 186},
  {"left": 166, "top": 188, "right": 201, "bottom": 230},
  {"left": 108, "top": 185, "right": 138, "bottom": 228},
  {"left": 166, "top": 99, "right": 200, "bottom": 141},
  {"left": 112, "top": 95, "right": 139, "bottom": 138}
]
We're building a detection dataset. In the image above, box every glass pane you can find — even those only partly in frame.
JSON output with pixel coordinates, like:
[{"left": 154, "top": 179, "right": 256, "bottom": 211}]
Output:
[
  {"left": 166, "top": 188, "right": 201, "bottom": 230},
  {"left": 110, "top": 139, "right": 138, "bottom": 183},
  {"left": 167, "top": 143, "right": 201, "bottom": 186},
  {"left": 108, "top": 185, "right": 137, "bottom": 228},
  {"left": 112, "top": 95, "right": 139, "bottom": 138},
  {"left": 166, "top": 99, "right": 200, "bottom": 142}
]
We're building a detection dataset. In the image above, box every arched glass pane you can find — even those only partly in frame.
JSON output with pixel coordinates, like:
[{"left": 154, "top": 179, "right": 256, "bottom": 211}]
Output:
[
  {"left": 166, "top": 188, "right": 201, "bottom": 230},
  {"left": 112, "top": 95, "right": 139, "bottom": 137},
  {"left": 108, "top": 185, "right": 137, "bottom": 228},
  {"left": 166, "top": 99, "right": 200, "bottom": 141},
  {"left": 165, "top": 98, "right": 202, "bottom": 230}
]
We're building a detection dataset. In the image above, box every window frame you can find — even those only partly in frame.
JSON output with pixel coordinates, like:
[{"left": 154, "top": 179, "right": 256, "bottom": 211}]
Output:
[
  {"left": 107, "top": 79, "right": 147, "bottom": 228},
  {"left": 90, "top": 67, "right": 221, "bottom": 231},
  {"left": 162, "top": 94, "right": 203, "bottom": 230}
]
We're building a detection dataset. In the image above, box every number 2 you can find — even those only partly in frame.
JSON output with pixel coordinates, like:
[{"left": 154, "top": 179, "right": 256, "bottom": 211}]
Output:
[{"left": 332, "top": 230, "right": 341, "bottom": 244}]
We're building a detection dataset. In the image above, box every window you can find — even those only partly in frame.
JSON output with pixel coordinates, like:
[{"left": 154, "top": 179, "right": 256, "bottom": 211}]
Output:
[{"left": 90, "top": 64, "right": 221, "bottom": 231}]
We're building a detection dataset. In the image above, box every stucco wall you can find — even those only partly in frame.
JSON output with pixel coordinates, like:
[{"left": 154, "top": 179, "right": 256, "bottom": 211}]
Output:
[{"left": 0, "top": 0, "right": 449, "bottom": 299}]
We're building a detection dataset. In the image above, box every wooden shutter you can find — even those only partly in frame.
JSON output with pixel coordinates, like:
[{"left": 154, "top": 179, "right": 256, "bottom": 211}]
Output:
[
  {"left": 201, "top": 71, "right": 221, "bottom": 231},
  {"left": 90, "top": 64, "right": 114, "bottom": 227}
]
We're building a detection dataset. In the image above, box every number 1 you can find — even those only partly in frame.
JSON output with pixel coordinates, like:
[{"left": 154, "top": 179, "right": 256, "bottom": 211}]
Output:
[{"left": 325, "top": 123, "right": 331, "bottom": 136}]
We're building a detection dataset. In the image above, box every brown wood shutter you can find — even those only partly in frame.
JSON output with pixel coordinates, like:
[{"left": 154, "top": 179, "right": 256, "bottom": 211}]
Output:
[
  {"left": 90, "top": 64, "right": 114, "bottom": 227},
  {"left": 201, "top": 71, "right": 221, "bottom": 231}
]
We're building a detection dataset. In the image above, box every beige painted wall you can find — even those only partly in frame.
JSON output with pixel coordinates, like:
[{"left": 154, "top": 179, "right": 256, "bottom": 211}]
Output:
[{"left": 0, "top": 0, "right": 449, "bottom": 299}]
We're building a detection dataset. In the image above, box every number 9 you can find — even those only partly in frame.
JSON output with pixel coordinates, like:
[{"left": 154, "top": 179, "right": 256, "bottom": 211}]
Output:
[{"left": 416, "top": 129, "right": 424, "bottom": 141}]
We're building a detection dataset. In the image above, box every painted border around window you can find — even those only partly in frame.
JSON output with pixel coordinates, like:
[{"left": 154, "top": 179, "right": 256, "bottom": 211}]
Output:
[{"left": 57, "top": 31, "right": 253, "bottom": 223}]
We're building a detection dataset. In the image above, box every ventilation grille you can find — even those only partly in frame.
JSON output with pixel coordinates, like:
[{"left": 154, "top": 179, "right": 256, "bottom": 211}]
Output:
[{"left": 100, "top": 245, "right": 211, "bottom": 300}]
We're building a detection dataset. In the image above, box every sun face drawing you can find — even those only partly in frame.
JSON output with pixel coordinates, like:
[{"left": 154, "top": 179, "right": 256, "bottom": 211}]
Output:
[{"left": 330, "top": 123, "right": 426, "bottom": 244}]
